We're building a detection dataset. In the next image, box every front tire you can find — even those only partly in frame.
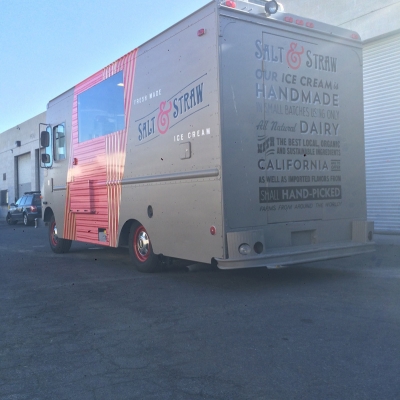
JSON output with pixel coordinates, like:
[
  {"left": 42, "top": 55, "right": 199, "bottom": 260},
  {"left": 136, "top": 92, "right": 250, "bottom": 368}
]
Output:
[
  {"left": 49, "top": 215, "right": 72, "bottom": 254},
  {"left": 6, "top": 213, "right": 17, "bottom": 225},
  {"left": 128, "top": 222, "right": 160, "bottom": 273}
]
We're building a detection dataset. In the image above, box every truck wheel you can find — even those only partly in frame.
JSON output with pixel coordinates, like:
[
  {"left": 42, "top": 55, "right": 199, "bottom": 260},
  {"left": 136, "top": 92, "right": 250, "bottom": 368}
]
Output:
[
  {"left": 23, "top": 213, "right": 30, "bottom": 226},
  {"left": 49, "top": 215, "right": 72, "bottom": 254},
  {"left": 128, "top": 222, "right": 160, "bottom": 273}
]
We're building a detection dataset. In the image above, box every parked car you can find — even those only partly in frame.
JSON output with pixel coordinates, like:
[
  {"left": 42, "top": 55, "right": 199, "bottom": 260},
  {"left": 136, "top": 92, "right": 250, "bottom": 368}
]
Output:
[{"left": 6, "top": 191, "right": 42, "bottom": 226}]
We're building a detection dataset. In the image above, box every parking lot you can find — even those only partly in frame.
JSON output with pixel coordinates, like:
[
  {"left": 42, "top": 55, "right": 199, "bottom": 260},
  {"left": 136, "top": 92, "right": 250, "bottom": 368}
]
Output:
[{"left": 1, "top": 221, "right": 400, "bottom": 399}]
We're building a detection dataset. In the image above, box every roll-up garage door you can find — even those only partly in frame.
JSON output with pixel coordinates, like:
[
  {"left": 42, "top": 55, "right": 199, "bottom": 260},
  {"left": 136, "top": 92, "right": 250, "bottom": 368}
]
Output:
[
  {"left": 364, "top": 33, "right": 400, "bottom": 234},
  {"left": 17, "top": 152, "right": 31, "bottom": 196}
]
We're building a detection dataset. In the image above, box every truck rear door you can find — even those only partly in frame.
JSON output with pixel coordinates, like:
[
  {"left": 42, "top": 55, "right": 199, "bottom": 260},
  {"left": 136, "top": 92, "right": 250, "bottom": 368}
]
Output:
[{"left": 220, "top": 10, "right": 365, "bottom": 235}]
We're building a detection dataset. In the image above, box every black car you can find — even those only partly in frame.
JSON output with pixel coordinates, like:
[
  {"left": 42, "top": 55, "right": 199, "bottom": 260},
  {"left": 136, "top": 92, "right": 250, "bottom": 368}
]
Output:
[{"left": 6, "top": 191, "right": 42, "bottom": 226}]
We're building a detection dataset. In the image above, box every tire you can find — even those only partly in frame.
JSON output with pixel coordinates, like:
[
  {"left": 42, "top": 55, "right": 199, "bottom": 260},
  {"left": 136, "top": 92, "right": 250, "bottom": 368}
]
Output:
[
  {"left": 6, "top": 213, "right": 17, "bottom": 225},
  {"left": 23, "top": 213, "right": 30, "bottom": 226},
  {"left": 128, "top": 221, "right": 160, "bottom": 273},
  {"left": 49, "top": 215, "right": 72, "bottom": 254}
]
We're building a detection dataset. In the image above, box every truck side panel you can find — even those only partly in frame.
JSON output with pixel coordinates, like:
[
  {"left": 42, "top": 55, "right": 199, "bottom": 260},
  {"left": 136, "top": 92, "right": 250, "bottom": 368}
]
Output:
[
  {"left": 43, "top": 3, "right": 224, "bottom": 264},
  {"left": 119, "top": 4, "right": 224, "bottom": 262}
]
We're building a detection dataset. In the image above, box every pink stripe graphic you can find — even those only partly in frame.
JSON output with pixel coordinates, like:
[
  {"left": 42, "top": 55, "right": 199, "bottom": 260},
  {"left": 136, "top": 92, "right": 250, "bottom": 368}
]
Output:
[{"left": 64, "top": 49, "right": 138, "bottom": 247}]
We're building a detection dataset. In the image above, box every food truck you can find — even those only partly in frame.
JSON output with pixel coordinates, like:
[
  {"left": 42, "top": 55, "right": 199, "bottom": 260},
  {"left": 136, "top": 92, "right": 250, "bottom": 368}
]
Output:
[{"left": 39, "top": 0, "right": 374, "bottom": 272}]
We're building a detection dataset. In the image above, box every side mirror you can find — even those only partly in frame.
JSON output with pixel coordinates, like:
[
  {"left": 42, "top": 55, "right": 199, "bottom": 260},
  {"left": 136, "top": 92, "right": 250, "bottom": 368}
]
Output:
[
  {"left": 40, "top": 131, "right": 50, "bottom": 148},
  {"left": 41, "top": 154, "right": 50, "bottom": 164}
]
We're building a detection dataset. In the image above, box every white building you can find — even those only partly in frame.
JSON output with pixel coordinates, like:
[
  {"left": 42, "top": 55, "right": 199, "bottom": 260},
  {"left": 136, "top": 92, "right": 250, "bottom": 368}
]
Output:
[{"left": 0, "top": 112, "right": 46, "bottom": 219}]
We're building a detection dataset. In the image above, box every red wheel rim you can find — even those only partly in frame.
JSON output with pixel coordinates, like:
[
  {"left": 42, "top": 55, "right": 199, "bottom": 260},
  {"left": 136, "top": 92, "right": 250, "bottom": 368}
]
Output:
[
  {"left": 133, "top": 225, "right": 151, "bottom": 262},
  {"left": 50, "top": 220, "right": 58, "bottom": 246}
]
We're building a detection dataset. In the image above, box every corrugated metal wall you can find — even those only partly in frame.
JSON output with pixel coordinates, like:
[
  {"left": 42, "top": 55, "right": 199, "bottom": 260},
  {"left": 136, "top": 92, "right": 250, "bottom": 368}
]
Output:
[{"left": 364, "top": 33, "right": 400, "bottom": 234}]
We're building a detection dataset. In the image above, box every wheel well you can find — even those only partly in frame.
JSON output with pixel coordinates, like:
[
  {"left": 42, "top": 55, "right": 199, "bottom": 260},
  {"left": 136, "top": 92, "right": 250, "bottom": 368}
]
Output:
[
  {"left": 118, "top": 219, "right": 136, "bottom": 247},
  {"left": 43, "top": 207, "right": 54, "bottom": 223}
]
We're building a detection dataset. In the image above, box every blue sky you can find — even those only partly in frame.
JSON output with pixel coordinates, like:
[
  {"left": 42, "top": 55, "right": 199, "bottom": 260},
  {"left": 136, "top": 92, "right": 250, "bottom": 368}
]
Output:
[{"left": 0, "top": 0, "right": 209, "bottom": 133}]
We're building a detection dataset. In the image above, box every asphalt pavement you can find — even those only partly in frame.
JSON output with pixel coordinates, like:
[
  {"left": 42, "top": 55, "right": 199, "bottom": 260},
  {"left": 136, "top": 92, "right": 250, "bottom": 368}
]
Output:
[{"left": 1, "top": 221, "right": 400, "bottom": 399}]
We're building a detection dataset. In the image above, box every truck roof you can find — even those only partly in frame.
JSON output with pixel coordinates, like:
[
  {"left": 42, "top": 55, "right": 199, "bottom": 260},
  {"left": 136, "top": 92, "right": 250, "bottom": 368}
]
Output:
[
  {"left": 221, "top": 0, "right": 361, "bottom": 42},
  {"left": 47, "top": 0, "right": 361, "bottom": 107}
]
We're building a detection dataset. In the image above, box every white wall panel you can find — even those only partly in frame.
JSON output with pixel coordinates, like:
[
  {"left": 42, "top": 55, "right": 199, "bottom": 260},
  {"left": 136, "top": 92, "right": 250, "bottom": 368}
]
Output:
[{"left": 364, "top": 34, "right": 400, "bottom": 233}]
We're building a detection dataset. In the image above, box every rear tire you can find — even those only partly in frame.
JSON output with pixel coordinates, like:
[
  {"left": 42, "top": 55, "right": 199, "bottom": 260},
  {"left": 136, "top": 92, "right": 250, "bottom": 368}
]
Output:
[
  {"left": 128, "top": 221, "right": 160, "bottom": 273},
  {"left": 49, "top": 215, "right": 72, "bottom": 254}
]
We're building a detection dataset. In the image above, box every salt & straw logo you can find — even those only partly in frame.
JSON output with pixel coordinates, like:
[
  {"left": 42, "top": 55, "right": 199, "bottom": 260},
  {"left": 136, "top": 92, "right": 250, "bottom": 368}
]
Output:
[
  {"left": 137, "top": 76, "right": 206, "bottom": 143},
  {"left": 255, "top": 40, "right": 338, "bottom": 73}
]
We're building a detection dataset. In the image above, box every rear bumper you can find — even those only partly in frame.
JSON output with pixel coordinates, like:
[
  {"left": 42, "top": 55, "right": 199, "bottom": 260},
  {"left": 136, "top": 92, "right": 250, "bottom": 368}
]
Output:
[
  {"left": 215, "top": 241, "right": 375, "bottom": 270},
  {"left": 27, "top": 213, "right": 42, "bottom": 221}
]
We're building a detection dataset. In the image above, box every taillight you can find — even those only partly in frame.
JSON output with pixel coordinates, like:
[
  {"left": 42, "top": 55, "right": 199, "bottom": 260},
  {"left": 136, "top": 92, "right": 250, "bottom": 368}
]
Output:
[
  {"left": 284, "top": 16, "right": 314, "bottom": 29},
  {"left": 30, "top": 206, "right": 37, "bottom": 212},
  {"left": 225, "top": 0, "right": 236, "bottom": 8}
]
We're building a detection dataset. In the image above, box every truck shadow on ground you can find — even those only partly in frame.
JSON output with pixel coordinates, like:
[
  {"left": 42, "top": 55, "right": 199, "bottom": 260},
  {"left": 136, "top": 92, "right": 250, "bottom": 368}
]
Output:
[
  {"left": 164, "top": 260, "right": 363, "bottom": 291},
  {"left": 66, "top": 242, "right": 362, "bottom": 281},
  {"left": 36, "top": 240, "right": 363, "bottom": 291}
]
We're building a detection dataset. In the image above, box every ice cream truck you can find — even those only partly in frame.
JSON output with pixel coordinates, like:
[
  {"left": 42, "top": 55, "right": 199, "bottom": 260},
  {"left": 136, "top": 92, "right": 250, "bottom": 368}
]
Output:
[{"left": 39, "top": 0, "right": 374, "bottom": 272}]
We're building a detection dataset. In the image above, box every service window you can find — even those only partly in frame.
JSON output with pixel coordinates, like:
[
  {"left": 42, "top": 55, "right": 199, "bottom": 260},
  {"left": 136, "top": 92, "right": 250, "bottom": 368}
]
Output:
[
  {"left": 54, "top": 124, "right": 66, "bottom": 161},
  {"left": 77, "top": 71, "right": 125, "bottom": 142}
]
